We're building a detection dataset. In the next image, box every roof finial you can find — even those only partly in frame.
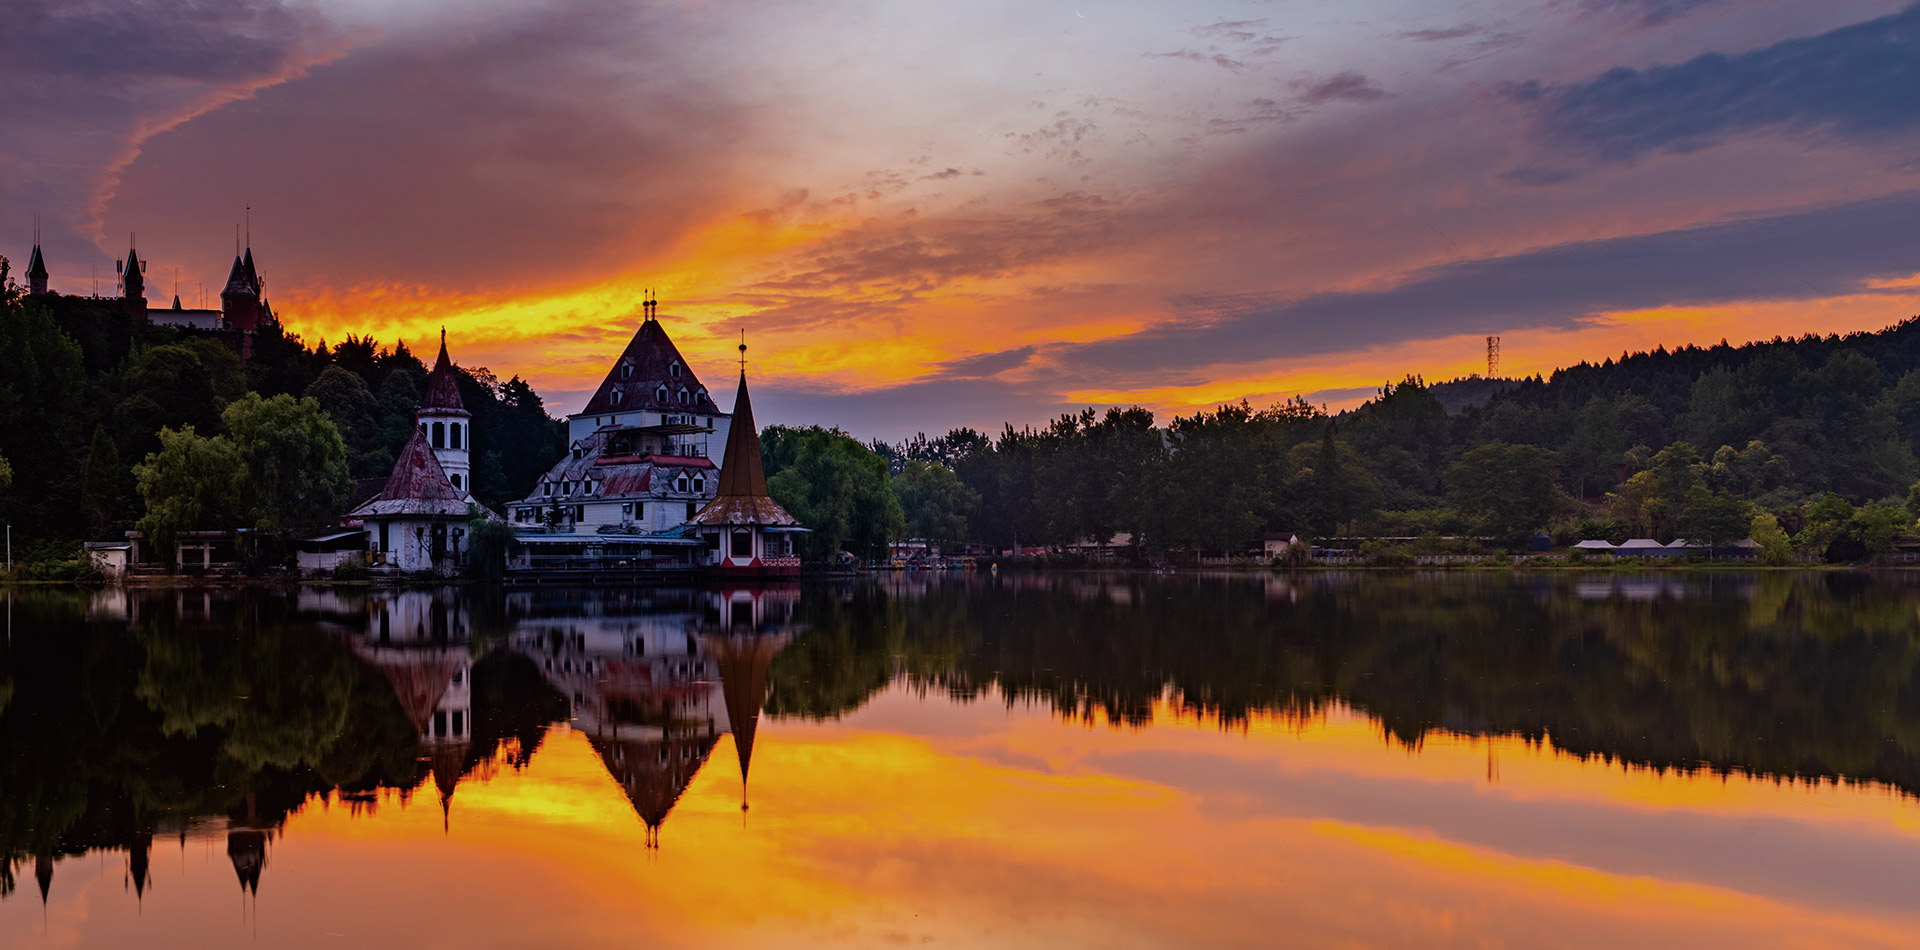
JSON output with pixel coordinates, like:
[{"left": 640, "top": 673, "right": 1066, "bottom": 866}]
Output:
[
  {"left": 738, "top": 330, "right": 747, "bottom": 375},
  {"left": 245, "top": 205, "right": 250, "bottom": 249}
]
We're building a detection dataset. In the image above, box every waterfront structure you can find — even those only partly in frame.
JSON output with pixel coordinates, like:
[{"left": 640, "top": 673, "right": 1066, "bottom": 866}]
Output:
[
  {"left": 342, "top": 334, "right": 489, "bottom": 574},
  {"left": 689, "top": 356, "right": 806, "bottom": 577},
  {"left": 508, "top": 297, "right": 730, "bottom": 534}
]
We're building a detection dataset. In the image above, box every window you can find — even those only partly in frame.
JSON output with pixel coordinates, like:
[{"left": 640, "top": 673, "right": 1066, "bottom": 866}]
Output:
[
  {"left": 732, "top": 530, "right": 752, "bottom": 558},
  {"left": 563, "top": 481, "right": 574, "bottom": 495},
  {"left": 697, "top": 391, "right": 708, "bottom": 406},
  {"left": 450, "top": 422, "right": 462, "bottom": 449},
  {"left": 583, "top": 480, "right": 593, "bottom": 494},
  {"left": 573, "top": 505, "right": 584, "bottom": 521},
  {"left": 671, "top": 362, "right": 682, "bottom": 378},
  {"left": 451, "top": 473, "right": 463, "bottom": 489},
  {"left": 675, "top": 476, "right": 689, "bottom": 492},
  {"left": 543, "top": 482, "right": 552, "bottom": 497},
  {"left": 610, "top": 389, "right": 623, "bottom": 406},
  {"left": 636, "top": 501, "right": 645, "bottom": 519},
  {"left": 656, "top": 386, "right": 668, "bottom": 403},
  {"left": 620, "top": 363, "right": 633, "bottom": 379},
  {"left": 678, "top": 388, "right": 690, "bottom": 405},
  {"left": 419, "top": 422, "right": 427, "bottom": 437},
  {"left": 686, "top": 502, "right": 697, "bottom": 520},
  {"left": 572, "top": 446, "right": 583, "bottom": 460},
  {"left": 692, "top": 477, "right": 704, "bottom": 492},
  {"left": 432, "top": 421, "right": 445, "bottom": 448}
]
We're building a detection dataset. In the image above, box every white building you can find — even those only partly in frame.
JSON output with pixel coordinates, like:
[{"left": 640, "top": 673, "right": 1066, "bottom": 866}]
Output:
[{"left": 508, "top": 299, "right": 731, "bottom": 535}]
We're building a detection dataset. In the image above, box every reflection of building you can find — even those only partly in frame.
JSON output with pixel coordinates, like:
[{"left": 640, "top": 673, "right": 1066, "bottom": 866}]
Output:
[
  {"left": 506, "top": 586, "right": 799, "bottom": 844},
  {"left": 689, "top": 360, "right": 807, "bottom": 576},
  {"left": 348, "top": 591, "right": 476, "bottom": 825}
]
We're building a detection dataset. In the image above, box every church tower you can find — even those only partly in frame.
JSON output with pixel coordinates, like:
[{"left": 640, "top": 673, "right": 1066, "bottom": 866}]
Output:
[
  {"left": 220, "top": 250, "right": 263, "bottom": 331},
  {"left": 118, "top": 240, "right": 145, "bottom": 317},
  {"left": 25, "top": 242, "right": 47, "bottom": 296},
  {"left": 417, "top": 330, "right": 473, "bottom": 496}
]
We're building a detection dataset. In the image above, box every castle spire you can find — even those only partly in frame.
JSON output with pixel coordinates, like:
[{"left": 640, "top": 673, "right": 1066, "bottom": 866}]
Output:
[{"left": 25, "top": 242, "right": 48, "bottom": 295}]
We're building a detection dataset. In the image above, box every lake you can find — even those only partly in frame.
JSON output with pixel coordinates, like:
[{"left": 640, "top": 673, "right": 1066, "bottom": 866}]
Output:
[{"left": 3, "top": 572, "right": 1920, "bottom": 948}]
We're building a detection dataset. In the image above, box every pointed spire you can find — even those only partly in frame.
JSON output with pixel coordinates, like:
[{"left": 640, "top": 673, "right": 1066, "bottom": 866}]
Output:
[
  {"left": 242, "top": 246, "right": 258, "bottom": 294},
  {"left": 420, "top": 329, "right": 466, "bottom": 412},
  {"left": 121, "top": 239, "right": 144, "bottom": 298},
  {"left": 715, "top": 358, "right": 768, "bottom": 498},
  {"left": 25, "top": 242, "right": 47, "bottom": 281},
  {"left": 223, "top": 255, "right": 252, "bottom": 296}
]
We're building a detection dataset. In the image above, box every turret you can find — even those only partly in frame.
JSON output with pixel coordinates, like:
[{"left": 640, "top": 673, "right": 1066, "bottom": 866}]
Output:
[
  {"left": 416, "top": 329, "right": 473, "bottom": 496},
  {"left": 118, "top": 241, "right": 146, "bottom": 317},
  {"left": 25, "top": 242, "right": 48, "bottom": 295},
  {"left": 220, "top": 253, "right": 262, "bottom": 331}
]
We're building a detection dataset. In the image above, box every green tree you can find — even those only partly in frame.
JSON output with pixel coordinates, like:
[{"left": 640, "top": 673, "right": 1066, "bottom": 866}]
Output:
[
  {"left": 1750, "top": 512, "right": 1792, "bottom": 566},
  {"left": 763, "top": 426, "right": 904, "bottom": 560},
  {"left": 304, "top": 366, "right": 381, "bottom": 476},
  {"left": 222, "top": 393, "right": 352, "bottom": 532},
  {"left": 133, "top": 426, "right": 246, "bottom": 564},
  {"left": 893, "top": 460, "right": 980, "bottom": 543},
  {"left": 1446, "top": 442, "right": 1559, "bottom": 547},
  {"left": 79, "top": 425, "right": 120, "bottom": 537},
  {"left": 1680, "top": 486, "right": 1749, "bottom": 551}
]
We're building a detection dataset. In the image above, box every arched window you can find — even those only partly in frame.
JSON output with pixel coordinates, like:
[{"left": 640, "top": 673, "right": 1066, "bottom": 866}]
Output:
[
  {"left": 431, "top": 421, "right": 445, "bottom": 448},
  {"left": 450, "top": 422, "right": 462, "bottom": 449}
]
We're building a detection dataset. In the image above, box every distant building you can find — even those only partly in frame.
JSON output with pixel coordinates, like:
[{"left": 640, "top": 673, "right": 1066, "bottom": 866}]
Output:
[{"left": 19, "top": 237, "right": 276, "bottom": 357}]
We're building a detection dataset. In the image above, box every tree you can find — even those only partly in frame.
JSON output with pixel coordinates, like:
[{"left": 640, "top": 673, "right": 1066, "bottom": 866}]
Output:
[
  {"left": 1750, "top": 512, "right": 1792, "bottom": 566},
  {"left": 763, "top": 426, "right": 904, "bottom": 560},
  {"left": 1679, "top": 486, "right": 1749, "bottom": 551},
  {"left": 133, "top": 426, "right": 246, "bottom": 565},
  {"left": 221, "top": 393, "right": 351, "bottom": 532},
  {"left": 893, "top": 460, "right": 980, "bottom": 543},
  {"left": 79, "top": 425, "right": 119, "bottom": 537},
  {"left": 1446, "top": 442, "right": 1559, "bottom": 547},
  {"left": 304, "top": 366, "right": 381, "bottom": 476}
]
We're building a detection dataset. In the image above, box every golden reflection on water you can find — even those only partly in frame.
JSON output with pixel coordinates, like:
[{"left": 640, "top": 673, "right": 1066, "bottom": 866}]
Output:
[{"left": 9, "top": 682, "right": 1920, "bottom": 948}]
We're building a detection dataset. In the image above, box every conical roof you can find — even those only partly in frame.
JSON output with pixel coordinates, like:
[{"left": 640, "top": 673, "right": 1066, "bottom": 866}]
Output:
[
  {"left": 703, "top": 630, "right": 794, "bottom": 798},
  {"left": 242, "top": 247, "right": 259, "bottom": 292},
  {"left": 578, "top": 318, "right": 724, "bottom": 417},
  {"left": 347, "top": 427, "right": 468, "bottom": 518},
  {"left": 121, "top": 245, "right": 143, "bottom": 296},
  {"left": 690, "top": 370, "right": 799, "bottom": 526},
  {"left": 25, "top": 244, "right": 47, "bottom": 280},
  {"left": 222, "top": 255, "right": 253, "bottom": 296},
  {"left": 420, "top": 330, "right": 467, "bottom": 413}
]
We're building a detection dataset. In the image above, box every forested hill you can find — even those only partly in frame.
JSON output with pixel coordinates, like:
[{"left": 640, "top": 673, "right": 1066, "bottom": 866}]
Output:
[{"left": 870, "top": 316, "right": 1920, "bottom": 558}]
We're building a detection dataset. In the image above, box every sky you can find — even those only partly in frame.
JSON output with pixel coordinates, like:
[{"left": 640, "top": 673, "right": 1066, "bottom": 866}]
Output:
[{"left": 8, "top": 0, "right": 1920, "bottom": 441}]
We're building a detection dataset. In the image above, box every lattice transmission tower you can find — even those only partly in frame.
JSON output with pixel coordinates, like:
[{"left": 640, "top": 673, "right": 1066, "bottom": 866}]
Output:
[{"left": 1486, "top": 335, "right": 1500, "bottom": 378}]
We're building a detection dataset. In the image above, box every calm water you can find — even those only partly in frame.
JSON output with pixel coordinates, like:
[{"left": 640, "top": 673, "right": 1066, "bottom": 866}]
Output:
[{"left": 4, "top": 572, "right": 1920, "bottom": 948}]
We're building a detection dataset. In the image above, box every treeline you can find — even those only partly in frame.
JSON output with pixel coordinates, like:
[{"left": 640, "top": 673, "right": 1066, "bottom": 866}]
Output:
[
  {"left": 0, "top": 264, "right": 564, "bottom": 558},
  {"left": 863, "top": 317, "right": 1920, "bottom": 558}
]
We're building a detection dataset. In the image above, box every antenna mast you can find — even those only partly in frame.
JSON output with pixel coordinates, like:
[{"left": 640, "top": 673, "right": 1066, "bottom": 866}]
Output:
[{"left": 1486, "top": 335, "right": 1500, "bottom": 378}]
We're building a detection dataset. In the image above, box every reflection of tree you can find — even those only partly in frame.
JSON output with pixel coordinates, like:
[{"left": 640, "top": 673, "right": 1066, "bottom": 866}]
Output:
[{"left": 774, "top": 573, "right": 1920, "bottom": 799}]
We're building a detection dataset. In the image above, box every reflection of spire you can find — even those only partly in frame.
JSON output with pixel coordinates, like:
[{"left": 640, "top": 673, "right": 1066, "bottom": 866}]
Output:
[
  {"left": 702, "top": 628, "right": 795, "bottom": 812},
  {"left": 228, "top": 830, "right": 267, "bottom": 895},
  {"left": 35, "top": 852, "right": 52, "bottom": 904},
  {"left": 428, "top": 738, "right": 470, "bottom": 834},
  {"left": 128, "top": 833, "right": 153, "bottom": 900}
]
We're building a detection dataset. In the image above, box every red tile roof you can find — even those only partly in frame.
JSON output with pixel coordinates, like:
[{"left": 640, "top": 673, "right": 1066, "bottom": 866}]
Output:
[{"left": 348, "top": 428, "right": 470, "bottom": 519}]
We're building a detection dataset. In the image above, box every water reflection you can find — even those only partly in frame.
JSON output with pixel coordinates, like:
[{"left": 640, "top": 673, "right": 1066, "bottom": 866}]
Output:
[{"left": 4, "top": 573, "right": 1920, "bottom": 946}]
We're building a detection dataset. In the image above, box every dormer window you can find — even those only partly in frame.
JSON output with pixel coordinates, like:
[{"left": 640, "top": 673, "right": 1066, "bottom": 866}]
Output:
[
  {"left": 543, "top": 482, "right": 553, "bottom": 497},
  {"left": 678, "top": 388, "right": 690, "bottom": 405},
  {"left": 670, "top": 362, "right": 682, "bottom": 378},
  {"left": 692, "top": 476, "right": 704, "bottom": 493},
  {"left": 610, "top": 389, "right": 623, "bottom": 406},
  {"left": 697, "top": 390, "right": 708, "bottom": 406},
  {"left": 563, "top": 481, "right": 574, "bottom": 495},
  {"left": 620, "top": 363, "right": 633, "bottom": 379},
  {"left": 583, "top": 479, "right": 594, "bottom": 494},
  {"left": 572, "top": 446, "right": 583, "bottom": 460},
  {"left": 656, "top": 386, "right": 669, "bottom": 403},
  {"left": 675, "top": 476, "right": 689, "bottom": 492}
]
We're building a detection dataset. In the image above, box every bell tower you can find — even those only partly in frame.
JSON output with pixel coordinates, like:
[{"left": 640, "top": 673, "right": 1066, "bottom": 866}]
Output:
[{"left": 417, "top": 329, "right": 473, "bottom": 496}]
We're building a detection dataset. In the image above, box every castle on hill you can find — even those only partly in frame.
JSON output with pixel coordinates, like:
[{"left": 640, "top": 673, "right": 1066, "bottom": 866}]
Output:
[{"left": 19, "top": 234, "right": 275, "bottom": 357}]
